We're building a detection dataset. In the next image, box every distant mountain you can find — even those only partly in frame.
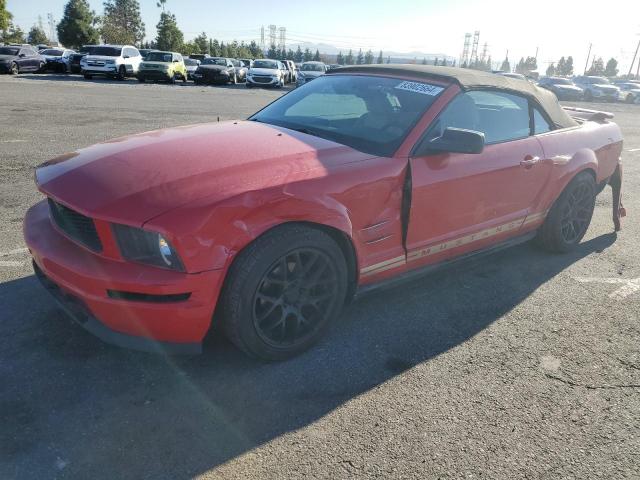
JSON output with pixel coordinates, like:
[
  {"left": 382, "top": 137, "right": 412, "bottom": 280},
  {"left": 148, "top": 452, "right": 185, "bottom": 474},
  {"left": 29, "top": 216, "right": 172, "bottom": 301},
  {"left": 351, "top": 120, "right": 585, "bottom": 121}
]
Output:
[{"left": 287, "top": 41, "right": 453, "bottom": 63}]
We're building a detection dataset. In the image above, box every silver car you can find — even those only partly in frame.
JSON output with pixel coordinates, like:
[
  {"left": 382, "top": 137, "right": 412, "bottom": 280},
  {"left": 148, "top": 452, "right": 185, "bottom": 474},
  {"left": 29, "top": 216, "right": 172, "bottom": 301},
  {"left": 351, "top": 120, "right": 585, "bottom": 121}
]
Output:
[{"left": 296, "top": 61, "right": 327, "bottom": 87}]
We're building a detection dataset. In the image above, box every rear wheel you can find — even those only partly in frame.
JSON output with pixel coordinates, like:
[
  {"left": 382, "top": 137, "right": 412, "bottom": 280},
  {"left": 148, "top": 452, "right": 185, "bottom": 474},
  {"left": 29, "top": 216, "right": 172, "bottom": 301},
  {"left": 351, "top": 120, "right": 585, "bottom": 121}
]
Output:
[
  {"left": 116, "top": 66, "right": 126, "bottom": 81},
  {"left": 626, "top": 94, "right": 634, "bottom": 104},
  {"left": 83, "top": 74, "right": 92, "bottom": 80},
  {"left": 537, "top": 172, "right": 596, "bottom": 253},
  {"left": 219, "top": 224, "right": 348, "bottom": 361}
]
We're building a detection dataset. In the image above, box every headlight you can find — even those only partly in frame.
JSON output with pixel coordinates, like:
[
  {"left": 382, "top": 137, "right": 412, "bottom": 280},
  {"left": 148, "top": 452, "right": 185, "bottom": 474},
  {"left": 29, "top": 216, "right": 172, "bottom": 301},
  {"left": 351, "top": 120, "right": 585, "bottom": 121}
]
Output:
[{"left": 112, "top": 224, "right": 184, "bottom": 271}]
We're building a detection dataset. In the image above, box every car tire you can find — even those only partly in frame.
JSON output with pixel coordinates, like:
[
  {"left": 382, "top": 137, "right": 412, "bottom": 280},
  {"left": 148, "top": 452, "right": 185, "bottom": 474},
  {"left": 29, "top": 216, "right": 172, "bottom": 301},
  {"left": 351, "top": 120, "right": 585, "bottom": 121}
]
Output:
[
  {"left": 116, "top": 66, "right": 126, "bottom": 81},
  {"left": 138, "top": 77, "right": 145, "bottom": 83},
  {"left": 231, "top": 73, "right": 237, "bottom": 84},
  {"left": 9, "top": 62, "right": 19, "bottom": 75},
  {"left": 536, "top": 171, "right": 596, "bottom": 253},
  {"left": 169, "top": 73, "right": 176, "bottom": 85},
  {"left": 182, "top": 73, "right": 187, "bottom": 83},
  {"left": 83, "top": 74, "right": 92, "bottom": 80},
  {"left": 246, "top": 82, "right": 252, "bottom": 88},
  {"left": 584, "top": 90, "right": 593, "bottom": 101},
  {"left": 626, "top": 94, "right": 634, "bottom": 104},
  {"left": 219, "top": 224, "right": 348, "bottom": 361},
  {"left": 38, "top": 62, "right": 45, "bottom": 73}
]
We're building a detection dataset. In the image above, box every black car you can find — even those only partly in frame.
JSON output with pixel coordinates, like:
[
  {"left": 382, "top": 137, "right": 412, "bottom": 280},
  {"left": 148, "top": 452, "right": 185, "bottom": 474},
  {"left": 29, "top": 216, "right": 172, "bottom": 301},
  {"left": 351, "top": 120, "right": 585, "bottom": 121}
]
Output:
[
  {"left": 538, "top": 77, "right": 584, "bottom": 101},
  {"left": 192, "top": 57, "right": 246, "bottom": 85},
  {"left": 189, "top": 54, "right": 210, "bottom": 62},
  {"left": 69, "top": 45, "right": 97, "bottom": 74},
  {"left": 0, "top": 45, "right": 45, "bottom": 74},
  {"left": 139, "top": 49, "right": 158, "bottom": 60}
]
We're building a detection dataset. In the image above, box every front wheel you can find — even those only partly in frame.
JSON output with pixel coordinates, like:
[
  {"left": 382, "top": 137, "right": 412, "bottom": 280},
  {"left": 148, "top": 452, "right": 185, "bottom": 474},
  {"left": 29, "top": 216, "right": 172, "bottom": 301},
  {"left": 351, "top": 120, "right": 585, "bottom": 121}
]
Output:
[
  {"left": 9, "top": 62, "right": 19, "bottom": 75},
  {"left": 116, "top": 66, "right": 126, "bottom": 81},
  {"left": 584, "top": 90, "right": 593, "bottom": 101},
  {"left": 83, "top": 74, "right": 92, "bottom": 80},
  {"left": 536, "top": 172, "right": 596, "bottom": 253},
  {"left": 219, "top": 225, "right": 348, "bottom": 361}
]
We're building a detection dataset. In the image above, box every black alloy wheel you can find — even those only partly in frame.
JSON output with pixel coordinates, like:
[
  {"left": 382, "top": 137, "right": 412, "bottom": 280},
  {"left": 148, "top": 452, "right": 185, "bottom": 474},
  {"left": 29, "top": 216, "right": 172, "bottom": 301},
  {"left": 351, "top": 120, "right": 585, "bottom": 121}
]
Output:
[
  {"left": 219, "top": 224, "right": 348, "bottom": 361},
  {"left": 559, "top": 181, "right": 595, "bottom": 244},
  {"left": 252, "top": 248, "right": 339, "bottom": 348}
]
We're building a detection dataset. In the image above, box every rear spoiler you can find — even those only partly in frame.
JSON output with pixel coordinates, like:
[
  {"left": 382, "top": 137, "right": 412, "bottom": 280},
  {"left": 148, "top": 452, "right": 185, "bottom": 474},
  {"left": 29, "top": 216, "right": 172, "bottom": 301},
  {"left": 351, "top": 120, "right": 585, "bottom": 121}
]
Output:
[{"left": 562, "top": 106, "right": 614, "bottom": 123}]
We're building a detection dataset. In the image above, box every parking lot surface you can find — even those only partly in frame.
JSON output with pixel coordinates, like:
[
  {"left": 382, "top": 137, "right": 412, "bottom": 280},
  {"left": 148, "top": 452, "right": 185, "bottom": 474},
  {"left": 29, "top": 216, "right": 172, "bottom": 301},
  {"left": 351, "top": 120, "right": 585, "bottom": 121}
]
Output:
[{"left": 0, "top": 74, "right": 638, "bottom": 479}]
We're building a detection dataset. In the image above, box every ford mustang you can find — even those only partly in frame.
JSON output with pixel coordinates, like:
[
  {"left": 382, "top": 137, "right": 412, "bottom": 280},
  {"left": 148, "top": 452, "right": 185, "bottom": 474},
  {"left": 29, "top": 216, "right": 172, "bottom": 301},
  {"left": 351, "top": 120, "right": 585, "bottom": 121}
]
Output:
[{"left": 24, "top": 65, "right": 625, "bottom": 360}]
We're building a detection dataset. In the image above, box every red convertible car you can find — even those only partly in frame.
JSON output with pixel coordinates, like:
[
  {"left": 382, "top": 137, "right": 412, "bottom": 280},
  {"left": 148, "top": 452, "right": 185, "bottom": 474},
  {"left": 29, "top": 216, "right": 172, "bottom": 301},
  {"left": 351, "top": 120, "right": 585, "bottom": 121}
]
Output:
[{"left": 24, "top": 65, "right": 625, "bottom": 360}]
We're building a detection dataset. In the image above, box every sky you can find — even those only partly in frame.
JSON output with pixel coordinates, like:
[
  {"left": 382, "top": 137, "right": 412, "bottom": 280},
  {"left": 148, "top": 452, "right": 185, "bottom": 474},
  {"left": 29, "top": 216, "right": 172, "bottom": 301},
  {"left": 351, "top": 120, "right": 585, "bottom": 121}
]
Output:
[{"left": 7, "top": 0, "right": 640, "bottom": 73}]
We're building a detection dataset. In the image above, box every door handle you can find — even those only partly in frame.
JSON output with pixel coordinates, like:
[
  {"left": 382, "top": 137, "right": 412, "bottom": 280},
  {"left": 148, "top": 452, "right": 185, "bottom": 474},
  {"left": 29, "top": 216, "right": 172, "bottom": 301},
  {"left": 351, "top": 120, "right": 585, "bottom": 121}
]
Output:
[{"left": 520, "top": 155, "right": 540, "bottom": 169}]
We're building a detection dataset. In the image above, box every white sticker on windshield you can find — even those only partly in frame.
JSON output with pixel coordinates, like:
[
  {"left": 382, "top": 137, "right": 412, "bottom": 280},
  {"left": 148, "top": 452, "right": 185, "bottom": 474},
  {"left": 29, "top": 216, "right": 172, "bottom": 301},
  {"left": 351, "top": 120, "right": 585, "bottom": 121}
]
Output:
[{"left": 395, "top": 81, "right": 444, "bottom": 96}]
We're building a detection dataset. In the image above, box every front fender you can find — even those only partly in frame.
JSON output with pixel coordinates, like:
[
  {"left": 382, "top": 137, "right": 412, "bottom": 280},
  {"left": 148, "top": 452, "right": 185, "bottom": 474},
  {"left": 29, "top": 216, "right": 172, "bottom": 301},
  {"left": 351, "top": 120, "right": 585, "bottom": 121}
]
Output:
[{"left": 147, "top": 187, "right": 356, "bottom": 273}]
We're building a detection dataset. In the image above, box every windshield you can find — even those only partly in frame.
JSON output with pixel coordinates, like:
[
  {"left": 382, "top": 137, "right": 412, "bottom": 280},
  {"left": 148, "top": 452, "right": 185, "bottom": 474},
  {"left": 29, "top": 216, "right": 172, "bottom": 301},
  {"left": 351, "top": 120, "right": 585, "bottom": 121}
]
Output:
[
  {"left": 145, "top": 52, "right": 173, "bottom": 62},
  {"left": 41, "top": 49, "right": 64, "bottom": 56},
  {"left": 549, "top": 78, "right": 571, "bottom": 85},
  {"left": 0, "top": 47, "right": 19, "bottom": 55},
  {"left": 251, "top": 74, "right": 443, "bottom": 157},
  {"left": 302, "top": 63, "right": 325, "bottom": 72},
  {"left": 589, "top": 76, "right": 610, "bottom": 84},
  {"left": 79, "top": 46, "right": 96, "bottom": 54},
  {"left": 202, "top": 58, "right": 227, "bottom": 66},
  {"left": 184, "top": 59, "right": 198, "bottom": 66},
  {"left": 253, "top": 60, "right": 278, "bottom": 69},
  {"left": 90, "top": 46, "right": 122, "bottom": 57}
]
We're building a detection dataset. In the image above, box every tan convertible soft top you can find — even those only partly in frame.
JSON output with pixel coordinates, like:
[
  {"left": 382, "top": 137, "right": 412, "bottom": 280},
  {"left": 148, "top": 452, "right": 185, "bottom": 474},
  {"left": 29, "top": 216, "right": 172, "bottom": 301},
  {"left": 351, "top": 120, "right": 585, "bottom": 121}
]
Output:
[{"left": 329, "top": 65, "right": 578, "bottom": 129}]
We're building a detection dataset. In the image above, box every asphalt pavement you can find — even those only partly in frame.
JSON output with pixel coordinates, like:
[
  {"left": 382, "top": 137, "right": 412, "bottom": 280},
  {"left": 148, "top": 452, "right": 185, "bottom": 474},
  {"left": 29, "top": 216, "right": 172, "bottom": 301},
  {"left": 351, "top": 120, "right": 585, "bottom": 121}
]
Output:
[{"left": 0, "top": 74, "right": 638, "bottom": 479}]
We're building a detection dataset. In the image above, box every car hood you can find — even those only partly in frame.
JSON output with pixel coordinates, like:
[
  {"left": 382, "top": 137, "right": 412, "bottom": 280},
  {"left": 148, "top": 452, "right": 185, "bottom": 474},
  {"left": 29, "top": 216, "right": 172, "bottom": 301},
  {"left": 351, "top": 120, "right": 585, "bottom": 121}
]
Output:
[
  {"left": 249, "top": 68, "right": 278, "bottom": 75},
  {"left": 140, "top": 61, "right": 170, "bottom": 68},
  {"left": 554, "top": 84, "right": 582, "bottom": 91},
  {"left": 84, "top": 55, "right": 120, "bottom": 62},
  {"left": 300, "top": 71, "right": 324, "bottom": 78},
  {"left": 36, "top": 121, "right": 375, "bottom": 226},
  {"left": 197, "top": 65, "right": 228, "bottom": 72}
]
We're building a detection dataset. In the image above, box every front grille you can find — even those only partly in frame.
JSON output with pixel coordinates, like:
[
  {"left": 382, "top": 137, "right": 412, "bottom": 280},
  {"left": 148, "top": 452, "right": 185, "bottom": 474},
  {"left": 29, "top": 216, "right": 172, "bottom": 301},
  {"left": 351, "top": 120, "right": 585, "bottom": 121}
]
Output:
[
  {"left": 253, "top": 76, "right": 272, "bottom": 83},
  {"left": 48, "top": 198, "right": 102, "bottom": 252}
]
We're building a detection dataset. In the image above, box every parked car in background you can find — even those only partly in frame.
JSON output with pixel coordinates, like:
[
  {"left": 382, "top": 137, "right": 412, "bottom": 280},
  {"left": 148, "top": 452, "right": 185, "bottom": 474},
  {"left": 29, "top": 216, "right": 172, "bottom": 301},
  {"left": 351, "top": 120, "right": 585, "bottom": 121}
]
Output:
[
  {"left": 495, "top": 71, "right": 527, "bottom": 81},
  {"left": 0, "top": 45, "right": 45, "bottom": 74},
  {"left": 183, "top": 58, "right": 200, "bottom": 79},
  {"left": 139, "top": 49, "right": 158, "bottom": 60},
  {"left": 573, "top": 76, "right": 620, "bottom": 102},
  {"left": 137, "top": 51, "right": 187, "bottom": 84},
  {"left": 192, "top": 57, "right": 245, "bottom": 84},
  {"left": 327, "top": 64, "right": 342, "bottom": 71},
  {"left": 40, "top": 48, "right": 76, "bottom": 73},
  {"left": 69, "top": 45, "right": 97, "bottom": 74},
  {"left": 246, "top": 59, "right": 286, "bottom": 88},
  {"left": 81, "top": 45, "right": 142, "bottom": 80},
  {"left": 24, "top": 65, "right": 624, "bottom": 360},
  {"left": 280, "top": 60, "right": 295, "bottom": 83},
  {"left": 189, "top": 54, "right": 210, "bottom": 62},
  {"left": 614, "top": 82, "right": 640, "bottom": 103},
  {"left": 36, "top": 44, "right": 50, "bottom": 52},
  {"left": 240, "top": 58, "right": 253, "bottom": 68},
  {"left": 537, "top": 76, "right": 584, "bottom": 101},
  {"left": 296, "top": 61, "right": 327, "bottom": 87}
]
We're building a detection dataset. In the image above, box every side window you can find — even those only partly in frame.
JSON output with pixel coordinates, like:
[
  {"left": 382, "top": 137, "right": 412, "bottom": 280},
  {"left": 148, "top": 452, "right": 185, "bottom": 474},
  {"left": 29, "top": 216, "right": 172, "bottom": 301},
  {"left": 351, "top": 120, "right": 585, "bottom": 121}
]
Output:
[
  {"left": 130, "top": 47, "right": 140, "bottom": 57},
  {"left": 533, "top": 107, "right": 552, "bottom": 135},
  {"left": 176, "top": 54, "right": 182, "bottom": 62}
]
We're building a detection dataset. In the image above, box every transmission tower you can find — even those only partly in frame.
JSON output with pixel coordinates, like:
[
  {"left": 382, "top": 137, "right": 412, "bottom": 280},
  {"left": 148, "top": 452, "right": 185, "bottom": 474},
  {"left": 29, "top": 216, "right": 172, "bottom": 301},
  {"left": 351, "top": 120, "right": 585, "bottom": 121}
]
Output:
[
  {"left": 269, "top": 25, "right": 277, "bottom": 50},
  {"left": 461, "top": 33, "right": 471, "bottom": 66},
  {"left": 471, "top": 31, "right": 480, "bottom": 65},
  {"left": 278, "top": 27, "right": 286, "bottom": 51},
  {"left": 480, "top": 42, "right": 488, "bottom": 64},
  {"left": 260, "top": 26, "right": 265, "bottom": 52},
  {"left": 47, "top": 13, "right": 57, "bottom": 44}
]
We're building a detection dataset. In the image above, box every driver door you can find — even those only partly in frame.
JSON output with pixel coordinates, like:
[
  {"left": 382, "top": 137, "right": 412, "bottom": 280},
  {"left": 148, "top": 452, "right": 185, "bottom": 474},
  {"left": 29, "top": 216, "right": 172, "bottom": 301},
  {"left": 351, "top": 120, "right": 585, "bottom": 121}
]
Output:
[{"left": 406, "top": 89, "right": 549, "bottom": 268}]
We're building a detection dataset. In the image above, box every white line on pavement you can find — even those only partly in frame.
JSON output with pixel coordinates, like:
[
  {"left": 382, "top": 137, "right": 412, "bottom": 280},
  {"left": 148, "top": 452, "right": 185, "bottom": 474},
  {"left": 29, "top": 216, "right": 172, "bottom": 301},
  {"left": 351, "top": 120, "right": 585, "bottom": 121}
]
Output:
[
  {"left": 0, "top": 247, "right": 29, "bottom": 257},
  {"left": 0, "top": 139, "right": 27, "bottom": 144},
  {"left": 575, "top": 276, "right": 640, "bottom": 300},
  {"left": 0, "top": 260, "right": 26, "bottom": 268},
  {"left": 628, "top": 148, "right": 640, "bottom": 152}
]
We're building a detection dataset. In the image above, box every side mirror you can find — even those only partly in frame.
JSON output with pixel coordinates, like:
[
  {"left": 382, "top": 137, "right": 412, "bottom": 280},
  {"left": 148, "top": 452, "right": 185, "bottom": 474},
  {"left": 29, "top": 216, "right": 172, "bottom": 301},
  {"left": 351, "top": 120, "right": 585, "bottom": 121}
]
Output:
[
  {"left": 123, "top": 54, "right": 130, "bottom": 59},
  {"left": 421, "top": 127, "right": 485, "bottom": 155},
  {"left": 19, "top": 53, "right": 26, "bottom": 58}
]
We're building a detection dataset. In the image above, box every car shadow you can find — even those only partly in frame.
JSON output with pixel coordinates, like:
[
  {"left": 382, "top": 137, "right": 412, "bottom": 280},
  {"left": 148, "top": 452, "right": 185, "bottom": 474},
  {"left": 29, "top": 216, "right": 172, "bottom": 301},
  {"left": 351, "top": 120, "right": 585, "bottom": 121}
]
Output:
[{"left": 0, "top": 233, "right": 617, "bottom": 479}]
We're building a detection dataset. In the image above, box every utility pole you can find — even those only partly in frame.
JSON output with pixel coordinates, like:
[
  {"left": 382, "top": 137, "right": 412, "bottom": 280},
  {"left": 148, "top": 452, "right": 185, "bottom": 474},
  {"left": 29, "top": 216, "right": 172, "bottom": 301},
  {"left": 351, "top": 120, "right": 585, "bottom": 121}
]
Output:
[
  {"left": 584, "top": 43, "right": 592, "bottom": 74},
  {"left": 629, "top": 39, "right": 640, "bottom": 77}
]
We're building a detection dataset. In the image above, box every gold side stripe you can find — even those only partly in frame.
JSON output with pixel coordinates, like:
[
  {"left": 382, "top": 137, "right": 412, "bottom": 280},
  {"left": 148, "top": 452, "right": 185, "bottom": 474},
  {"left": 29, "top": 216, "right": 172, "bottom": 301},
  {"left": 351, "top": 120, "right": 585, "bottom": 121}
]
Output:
[
  {"left": 360, "top": 255, "right": 405, "bottom": 274},
  {"left": 359, "top": 211, "right": 549, "bottom": 277},
  {"left": 360, "top": 258, "right": 407, "bottom": 277}
]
